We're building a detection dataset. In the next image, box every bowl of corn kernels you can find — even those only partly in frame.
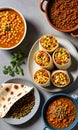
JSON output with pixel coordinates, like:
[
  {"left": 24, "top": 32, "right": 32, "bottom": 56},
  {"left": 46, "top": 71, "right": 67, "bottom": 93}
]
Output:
[{"left": 0, "top": 8, "right": 27, "bottom": 50}]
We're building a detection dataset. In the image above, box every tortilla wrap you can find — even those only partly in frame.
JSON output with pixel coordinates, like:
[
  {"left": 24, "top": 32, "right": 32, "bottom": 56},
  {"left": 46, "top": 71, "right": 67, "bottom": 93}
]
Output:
[{"left": 0, "top": 83, "right": 33, "bottom": 118}]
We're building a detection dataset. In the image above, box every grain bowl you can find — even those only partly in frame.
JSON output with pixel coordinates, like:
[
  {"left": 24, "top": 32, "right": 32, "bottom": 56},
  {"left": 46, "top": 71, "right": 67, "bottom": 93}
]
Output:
[
  {"left": 0, "top": 8, "right": 27, "bottom": 50},
  {"left": 40, "top": 0, "right": 78, "bottom": 38}
]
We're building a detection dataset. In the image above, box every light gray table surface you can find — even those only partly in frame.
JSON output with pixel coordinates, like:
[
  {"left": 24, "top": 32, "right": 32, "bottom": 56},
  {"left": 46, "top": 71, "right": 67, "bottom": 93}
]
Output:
[{"left": 0, "top": 0, "right": 78, "bottom": 130}]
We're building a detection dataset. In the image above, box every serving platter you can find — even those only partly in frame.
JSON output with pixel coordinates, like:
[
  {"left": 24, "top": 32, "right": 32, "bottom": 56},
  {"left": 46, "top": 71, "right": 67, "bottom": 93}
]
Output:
[
  {"left": 2, "top": 78, "right": 40, "bottom": 125},
  {"left": 27, "top": 35, "right": 78, "bottom": 92}
]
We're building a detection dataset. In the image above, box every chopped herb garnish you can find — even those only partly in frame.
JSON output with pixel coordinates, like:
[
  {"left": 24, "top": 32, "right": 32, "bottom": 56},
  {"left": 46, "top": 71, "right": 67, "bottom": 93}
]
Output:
[
  {"left": 5, "top": 26, "right": 11, "bottom": 31},
  {"left": 3, "top": 51, "right": 25, "bottom": 77}
]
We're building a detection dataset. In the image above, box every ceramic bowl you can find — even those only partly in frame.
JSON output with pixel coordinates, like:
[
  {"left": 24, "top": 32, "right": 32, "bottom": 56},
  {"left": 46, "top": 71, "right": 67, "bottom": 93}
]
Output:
[
  {"left": 40, "top": 0, "right": 78, "bottom": 38},
  {"left": 42, "top": 93, "right": 78, "bottom": 130},
  {"left": 0, "top": 8, "right": 27, "bottom": 50}
]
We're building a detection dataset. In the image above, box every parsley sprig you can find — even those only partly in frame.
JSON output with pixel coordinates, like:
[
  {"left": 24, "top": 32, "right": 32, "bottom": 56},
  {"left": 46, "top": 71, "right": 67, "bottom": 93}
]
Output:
[{"left": 3, "top": 51, "right": 25, "bottom": 77}]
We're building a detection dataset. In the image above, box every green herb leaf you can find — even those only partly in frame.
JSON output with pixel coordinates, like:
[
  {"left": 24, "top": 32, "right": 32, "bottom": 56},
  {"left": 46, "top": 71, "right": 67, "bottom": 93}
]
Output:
[
  {"left": 3, "top": 51, "right": 25, "bottom": 77},
  {"left": 5, "top": 26, "right": 11, "bottom": 31},
  {"left": 18, "top": 66, "right": 24, "bottom": 76},
  {"left": 3, "top": 66, "right": 8, "bottom": 74}
]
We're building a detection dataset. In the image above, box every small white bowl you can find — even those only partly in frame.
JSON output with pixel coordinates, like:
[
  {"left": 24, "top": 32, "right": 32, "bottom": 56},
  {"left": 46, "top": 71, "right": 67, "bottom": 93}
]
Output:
[
  {"left": 51, "top": 70, "right": 70, "bottom": 88},
  {"left": 34, "top": 50, "right": 54, "bottom": 70},
  {"left": 0, "top": 8, "right": 27, "bottom": 50},
  {"left": 52, "top": 47, "right": 71, "bottom": 69},
  {"left": 39, "top": 34, "right": 59, "bottom": 53},
  {"left": 33, "top": 69, "right": 51, "bottom": 87}
]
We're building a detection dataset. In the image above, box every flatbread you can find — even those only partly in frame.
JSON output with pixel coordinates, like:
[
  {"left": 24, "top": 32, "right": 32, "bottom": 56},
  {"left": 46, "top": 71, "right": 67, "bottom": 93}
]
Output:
[{"left": 0, "top": 83, "right": 33, "bottom": 118}]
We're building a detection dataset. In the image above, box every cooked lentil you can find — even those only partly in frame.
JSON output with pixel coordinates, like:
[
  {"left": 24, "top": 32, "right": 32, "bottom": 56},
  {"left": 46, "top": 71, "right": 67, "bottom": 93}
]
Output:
[
  {"left": 46, "top": 96, "right": 77, "bottom": 129},
  {"left": 51, "top": 71, "right": 69, "bottom": 87},
  {"left": 54, "top": 47, "right": 70, "bottom": 65},
  {"left": 5, "top": 89, "right": 35, "bottom": 119},
  {"left": 34, "top": 69, "right": 49, "bottom": 84},
  {"left": 34, "top": 50, "right": 50, "bottom": 66},
  {"left": 0, "top": 8, "right": 25, "bottom": 48},
  {"left": 40, "top": 35, "right": 58, "bottom": 51},
  {"left": 48, "top": 0, "right": 78, "bottom": 30}
]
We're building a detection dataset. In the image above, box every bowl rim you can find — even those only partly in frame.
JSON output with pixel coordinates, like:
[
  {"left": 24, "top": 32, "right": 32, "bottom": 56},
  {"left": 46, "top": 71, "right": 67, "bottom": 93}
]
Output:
[
  {"left": 0, "top": 7, "right": 27, "bottom": 50},
  {"left": 42, "top": 93, "right": 78, "bottom": 130}
]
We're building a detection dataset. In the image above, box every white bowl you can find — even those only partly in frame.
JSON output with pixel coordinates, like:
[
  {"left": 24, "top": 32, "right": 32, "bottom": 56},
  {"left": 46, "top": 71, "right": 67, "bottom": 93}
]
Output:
[{"left": 0, "top": 8, "right": 27, "bottom": 50}]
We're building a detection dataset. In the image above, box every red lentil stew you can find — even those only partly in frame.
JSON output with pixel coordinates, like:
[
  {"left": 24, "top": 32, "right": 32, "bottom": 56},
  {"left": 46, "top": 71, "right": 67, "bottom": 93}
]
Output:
[
  {"left": 0, "top": 8, "right": 25, "bottom": 48},
  {"left": 46, "top": 96, "right": 77, "bottom": 129},
  {"left": 48, "top": 0, "right": 78, "bottom": 30}
]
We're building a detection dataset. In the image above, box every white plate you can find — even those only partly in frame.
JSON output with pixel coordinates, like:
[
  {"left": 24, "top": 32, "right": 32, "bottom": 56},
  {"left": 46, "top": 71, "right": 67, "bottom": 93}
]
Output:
[
  {"left": 27, "top": 36, "right": 78, "bottom": 92},
  {"left": 3, "top": 78, "right": 40, "bottom": 125}
]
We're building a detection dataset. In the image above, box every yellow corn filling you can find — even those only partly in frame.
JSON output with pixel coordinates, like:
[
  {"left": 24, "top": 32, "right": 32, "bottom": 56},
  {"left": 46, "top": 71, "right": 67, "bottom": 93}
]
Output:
[
  {"left": 34, "top": 69, "right": 49, "bottom": 84},
  {"left": 40, "top": 35, "right": 58, "bottom": 51},
  {"left": 34, "top": 50, "right": 50, "bottom": 66},
  {"left": 54, "top": 48, "right": 70, "bottom": 65},
  {"left": 52, "top": 72, "right": 69, "bottom": 86}
]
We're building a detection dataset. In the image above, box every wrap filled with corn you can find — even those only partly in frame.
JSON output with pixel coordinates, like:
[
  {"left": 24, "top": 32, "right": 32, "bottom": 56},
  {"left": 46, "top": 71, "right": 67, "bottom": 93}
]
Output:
[
  {"left": 34, "top": 50, "right": 54, "bottom": 70},
  {"left": 33, "top": 69, "right": 51, "bottom": 87},
  {"left": 0, "top": 83, "right": 35, "bottom": 118},
  {"left": 39, "top": 34, "right": 59, "bottom": 53}
]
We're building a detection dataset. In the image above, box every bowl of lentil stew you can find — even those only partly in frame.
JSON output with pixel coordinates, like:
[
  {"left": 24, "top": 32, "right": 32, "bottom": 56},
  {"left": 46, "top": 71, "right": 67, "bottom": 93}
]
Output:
[
  {"left": 42, "top": 93, "right": 78, "bottom": 130},
  {"left": 40, "top": 0, "right": 78, "bottom": 38},
  {"left": 0, "top": 8, "right": 27, "bottom": 50}
]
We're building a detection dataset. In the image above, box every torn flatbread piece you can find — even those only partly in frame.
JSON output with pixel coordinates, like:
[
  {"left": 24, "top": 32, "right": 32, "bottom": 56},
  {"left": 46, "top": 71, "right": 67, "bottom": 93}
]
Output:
[{"left": 0, "top": 83, "right": 34, "bottom": 118}]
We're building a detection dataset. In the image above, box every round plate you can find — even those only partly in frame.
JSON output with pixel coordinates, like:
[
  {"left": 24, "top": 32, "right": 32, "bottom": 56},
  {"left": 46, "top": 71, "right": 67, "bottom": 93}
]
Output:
[
  {"left": 27, "top": 36, "right": 78, "bottom": 92},
  {"left": 3, "top": 78, "right": 40, "bottom": 125}
]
